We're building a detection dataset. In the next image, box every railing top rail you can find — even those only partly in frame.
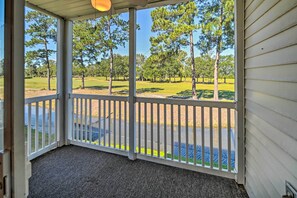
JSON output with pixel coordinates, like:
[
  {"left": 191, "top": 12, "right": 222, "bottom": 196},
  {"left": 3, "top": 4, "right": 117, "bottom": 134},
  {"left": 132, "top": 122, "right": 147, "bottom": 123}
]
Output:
[
  {"left": 71, "top": 94, "right": 128, "bottom": 102},
  {"left": 136, "top": 97, "right": 237, "bottom": 109},
  {"left": 25, "top": 94, "right": 58, "bottom": 104},
  {"left": 70, "top": 94, "right": 236, "bottom": 109}
]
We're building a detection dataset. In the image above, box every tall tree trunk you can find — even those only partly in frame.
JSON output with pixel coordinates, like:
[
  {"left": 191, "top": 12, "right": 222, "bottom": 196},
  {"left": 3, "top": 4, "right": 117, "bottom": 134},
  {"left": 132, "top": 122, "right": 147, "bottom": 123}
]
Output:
[
  {"left": 214, "top": 50, "right": 220, "bottom": 101},
  {"left": 224, "top": 77, "right": 226, "bottom": 84},
  {"left": 190, "top": 31, "right": 197, "bottom": 99},
  {"left": 214, "top": 3, "right": 223, "bottom": 101},
  {"left": 82, "top": 72, "right": 85, "bottom": 89},
  {"left": 44, "top": 41, "right": 51, "bottom": 90},
  {"left": 80, "top": 55, "right": 85, "bottom": 89},
  {"left": 108, "top": 48, "right": 114, "bottom": 95},
  {"left": 47, "top": 66, "right": 50, "bottom": 90},
  {"left": 108, "top": 20, "right": 113, "bottom": 95}
]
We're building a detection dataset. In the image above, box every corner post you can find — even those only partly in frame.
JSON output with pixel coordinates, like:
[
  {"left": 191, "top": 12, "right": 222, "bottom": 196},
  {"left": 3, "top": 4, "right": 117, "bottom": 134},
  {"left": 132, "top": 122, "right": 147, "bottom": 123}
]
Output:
[
  {"left": 57, "top": 19, "right": 73, "bottom": 146},
  {"left": 9, "top": 0, "right": 26, "bottom": 196},
  {"left": 128, "top": 7, "right": 137, "bottom": 160},
  {"left": 64, "top": 20, "right": 73, "bottom": 144},
  {"left": 235, "top": 0, "right": 245, "bottom": 185}
]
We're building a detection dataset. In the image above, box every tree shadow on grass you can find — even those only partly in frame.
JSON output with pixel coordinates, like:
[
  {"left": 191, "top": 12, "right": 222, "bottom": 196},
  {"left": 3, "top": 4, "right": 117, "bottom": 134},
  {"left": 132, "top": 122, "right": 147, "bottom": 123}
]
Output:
[
  {"left": 137, "top": 88, "right": 164, "bottom": 94},
  {"left": 203, "top": 90, "right": 235, "bottom": 100},
  {"left": 172, "top": 89, "right": 235, "bottom": 100},
  {"left": 115, "top": 87, "right": 164, "bottom": 95},
  {"left": 75, "top": 85, "right": 128, "bottom": 90},
  {"left": 149, "top": 80, "right": 184, "bottom": 84},
  {"left": 168, "top": 90, "right": 202, "bottom": 99}
]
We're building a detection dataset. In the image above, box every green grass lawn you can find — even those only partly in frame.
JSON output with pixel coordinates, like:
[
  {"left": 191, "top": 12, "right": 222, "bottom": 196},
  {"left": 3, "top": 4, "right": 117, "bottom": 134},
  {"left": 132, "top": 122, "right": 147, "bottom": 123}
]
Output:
[{"left": 25, "top": 77, "right": 235, "bottom": 100}]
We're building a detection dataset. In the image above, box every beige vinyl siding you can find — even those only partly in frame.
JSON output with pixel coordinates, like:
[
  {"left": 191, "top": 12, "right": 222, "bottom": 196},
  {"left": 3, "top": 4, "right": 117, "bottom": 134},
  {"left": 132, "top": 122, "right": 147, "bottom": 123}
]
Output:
[{"left": 244, "top": 0, "right": 297, "bottom": 197}]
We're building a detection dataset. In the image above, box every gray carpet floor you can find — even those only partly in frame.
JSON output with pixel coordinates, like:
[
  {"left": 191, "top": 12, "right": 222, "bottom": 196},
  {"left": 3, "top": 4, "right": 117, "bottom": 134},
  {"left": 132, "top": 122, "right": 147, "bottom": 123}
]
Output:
[{"left": 28, "top": 145, "right": 248, "bottom": 198}]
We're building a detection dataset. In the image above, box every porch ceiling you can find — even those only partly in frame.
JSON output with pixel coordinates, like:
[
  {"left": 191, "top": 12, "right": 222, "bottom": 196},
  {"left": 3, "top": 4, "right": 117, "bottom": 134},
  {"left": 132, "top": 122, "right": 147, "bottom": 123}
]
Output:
[{"left": 25, "top": 0, "right": 188, "bottom": 20}]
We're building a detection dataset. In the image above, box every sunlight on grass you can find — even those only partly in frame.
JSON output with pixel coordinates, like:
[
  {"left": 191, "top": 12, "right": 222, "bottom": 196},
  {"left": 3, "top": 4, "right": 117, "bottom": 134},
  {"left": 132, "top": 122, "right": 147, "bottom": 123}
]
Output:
[{"left": 25, "top": 77, "right": 235, "bottom": 101}]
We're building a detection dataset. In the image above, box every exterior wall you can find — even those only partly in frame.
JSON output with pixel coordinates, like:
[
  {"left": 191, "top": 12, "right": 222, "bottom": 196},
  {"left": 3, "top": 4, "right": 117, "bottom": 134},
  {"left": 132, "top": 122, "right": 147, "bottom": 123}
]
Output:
[{"left": 244, "top": 0, "right": 297, "bottom": 197}]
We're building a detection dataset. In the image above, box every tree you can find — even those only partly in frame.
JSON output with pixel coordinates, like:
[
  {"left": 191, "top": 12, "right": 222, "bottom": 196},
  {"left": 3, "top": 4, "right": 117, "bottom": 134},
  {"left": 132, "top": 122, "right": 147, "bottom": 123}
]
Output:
[
  {"left": 73, "top": 20, "right": 98, "bottom": 89},
  {"left": 150, "top": 2, "right": 199, "bottom": 99},
  {"left": 0, "top": 59, "right": 3, "bottom": 76},
  {"left": 143, "top": 54, "right": 163, "bottom": 82},
  {"left": 25, "top": 10, "right": 56, "bottom": 90},
  {"left": 25, "top": 51, "right": 39, "bottom": 77},
  {"left": 86, "top": 64, "right": 100, "bottom": 77},
  {"left": 195, "top": 55, "right": 214, "bottom": 83},
  {"left": 95, "top": 14, "right": 129, "bottom": 95},
  {"left": 136, "top": 54, "right": 146, "bottom": 81},
  {"left": 37, "top": 60, "right": 56, "bottom": 78},
  {"left": 219, "top": 55, "right": 234, "bottom": 83},
  {"left": 99, "top": 58, "right": 111, "bottom": 80},
  {"left": 198, "top": 0, "right": 234, "bottom": 100},
  {"left": 143, "top": 50, "right": 187, "bottom": 82},
  {"left": 113, "top": 54, "right": 129, "bottom": 80}
]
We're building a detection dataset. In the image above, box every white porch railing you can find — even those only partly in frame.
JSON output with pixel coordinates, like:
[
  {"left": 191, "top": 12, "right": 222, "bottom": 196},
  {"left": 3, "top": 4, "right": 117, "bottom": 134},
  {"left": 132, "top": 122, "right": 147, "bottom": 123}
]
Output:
[
  {"left": 135, "top": 97, "right": 236, "bottom": 178},
  {"left": 69, "top": 94, "right": 237, "bottom": 178},
  {"left": 25, "top": 94, "right": 58, "bottom": 160},
  {"left": 70, "top": 94, "right": 129, "bottom": 155},
  {"left": 24, "top": 93, "right": 236, "bottom": 178}
]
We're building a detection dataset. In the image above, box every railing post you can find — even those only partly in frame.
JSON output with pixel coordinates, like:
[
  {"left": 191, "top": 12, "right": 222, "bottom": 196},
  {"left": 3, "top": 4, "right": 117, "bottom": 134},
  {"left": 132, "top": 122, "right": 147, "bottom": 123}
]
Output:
[
  {"left": 128, "top": 7, "right": 137, "bottom": 160},
  {"left": 6, "top": 0, "right": 26, "bottom": 196},
  {"left": 57, "top": 19, "right": 73, "bottom": 146},
  {"left": 235, "top": 0, "right": 245, "bottom": 185},
  {"left": 65, "top": 21, "right": 73, "bottom": 144}
]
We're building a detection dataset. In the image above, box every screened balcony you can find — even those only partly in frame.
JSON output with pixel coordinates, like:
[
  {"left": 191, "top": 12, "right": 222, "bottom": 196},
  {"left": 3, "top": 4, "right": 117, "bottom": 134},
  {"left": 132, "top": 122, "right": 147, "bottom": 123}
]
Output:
[
  {"left": 20, "top": 0, "right": 248, "bottom": 197},
  {"left": 1, "top": 0, "right": 295, "bottom": 197}
]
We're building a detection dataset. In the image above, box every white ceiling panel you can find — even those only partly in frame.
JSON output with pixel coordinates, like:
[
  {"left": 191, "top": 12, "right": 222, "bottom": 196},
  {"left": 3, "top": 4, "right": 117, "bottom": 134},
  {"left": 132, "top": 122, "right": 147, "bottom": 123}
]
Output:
[{"left": 25, "top": 0, "right": 189, "bottom": 20}]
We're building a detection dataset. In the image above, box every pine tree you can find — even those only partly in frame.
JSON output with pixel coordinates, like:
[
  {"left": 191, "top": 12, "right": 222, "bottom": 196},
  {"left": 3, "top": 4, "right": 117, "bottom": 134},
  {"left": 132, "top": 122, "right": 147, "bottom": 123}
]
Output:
[
  {"left": 25, "top": 11, "right": 57, "bottom": 90},
  {"left": 150, "top": 2, "right": 199, "bottom": 99},
  {"left": 198, "top": 0, "right": 234, "bottom": 100},
  {"left": 95, "top": 14, "right": 129, "bottom": 95},
  {"left": 73, "top": 20, "right": 98, "bottom": 89}
]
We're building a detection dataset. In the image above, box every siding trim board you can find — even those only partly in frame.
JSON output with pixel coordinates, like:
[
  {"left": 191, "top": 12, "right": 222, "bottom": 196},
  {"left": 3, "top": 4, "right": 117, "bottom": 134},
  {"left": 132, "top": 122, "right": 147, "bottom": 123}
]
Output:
[
  {"left": 244, "top": 0, "right": 297, "bottom": 197},
  {"left": 245, "top": 1, "right": 297, "bottom": 40},
  {"left": 245, "top": 64, "right": 297, "bottom": 83},
  {"left": 245, "top": 80, "right": 297, "bottom": 102},
  {"left": 245, "top": 90, "right": 297, "bottom": 121},
  {"left": 245, "top": 147, "right": 280, "bottom": 197},
  {"left": 246, "top": 100, "right": 297, "bottom": 141},
  {"left": 245, "top": 0, "right": 254, "bottom": 10},
  {"left": 245, "top": 0, "right": 264, "bottom": 20},
  {"left": 245, "top": 134, "right": 297, "bottom": 196},
  {"left": 245, "top": 45, "right": 297, "bottom": 68},
  {"left": 245, "top": 0, "right": 280, "bottom": 29},
  {"left": 246, "top": 111, "right": 297, "bottom": 161},
  {"left": 245, "top": 24, "right": 297, "bottom": 59},
  {"left": 246, "top": 122, "right": 297, "bottom": 180},
  {"left": 246, "top": 133, "right": 297, "bottom": 197},
  {"left": 245, "top": 180, "right": 259, "bottom": 198}
]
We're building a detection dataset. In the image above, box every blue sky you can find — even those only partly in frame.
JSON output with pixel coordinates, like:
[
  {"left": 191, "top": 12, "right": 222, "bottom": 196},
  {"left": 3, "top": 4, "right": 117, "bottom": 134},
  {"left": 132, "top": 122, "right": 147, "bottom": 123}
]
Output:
[
  {"left": 0, "top": 1, "right": 4, "bottom": 60},
  {"left": 23, "top": 6, "right": 234, "bottom": 62},
  {"left": 116, "top": 8, "right": 234, "bottom": 58}
]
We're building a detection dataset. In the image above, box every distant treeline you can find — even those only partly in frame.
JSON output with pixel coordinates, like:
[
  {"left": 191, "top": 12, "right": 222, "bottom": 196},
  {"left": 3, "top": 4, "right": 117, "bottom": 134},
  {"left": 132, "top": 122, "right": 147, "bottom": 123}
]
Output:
[{"left": 25, "top": 53, "right": 234, "bottom": 84}]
